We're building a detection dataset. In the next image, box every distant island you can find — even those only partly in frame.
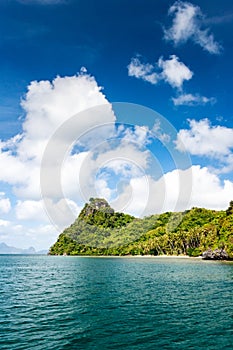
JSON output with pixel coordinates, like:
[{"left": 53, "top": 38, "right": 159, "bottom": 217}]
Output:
[
  {"left": 0, "top": 242, "right": 47, "bottom": 255},
  {"left": 49, "top": 198, "right": 233, "bottom": 260}
]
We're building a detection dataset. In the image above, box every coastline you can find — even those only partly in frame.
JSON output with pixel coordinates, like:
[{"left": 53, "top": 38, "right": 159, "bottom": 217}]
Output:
[
  {"left": 56, "top": 254, "right": 233, "bottom": 262},
  {"left": 60, "top": 254, "right": 203, "bottom": 259}
]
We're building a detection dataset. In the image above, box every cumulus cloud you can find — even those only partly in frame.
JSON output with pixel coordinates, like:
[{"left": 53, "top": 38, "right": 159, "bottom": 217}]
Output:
[
  {"left": 127, "top": 57, "right": 159, "bottom": 84},
  {"left": 172, "top": 93, "right": 216, "bottom": 106},
  {"left": 16, "top": 200, "right": 47, "bottom": 221},
  {"left": 16, "top": 198, "right": 81, "bottom": 228},
  {"left": 118, "top": 124, "right": 151, "bottom": 146},
  {"left": 128, "top": 55, "right": 192, "bottom": 90},
  {"left": 175, "top": 119, "right": 233, "bottom": 156},
  {"left": 163, "top": 165, "right": 233, "bottom": 211},
  {"left": 112, "top": 165, "right": 233, "bottom": 217},
  {"left": 189, "top": 166, "right": 233, "bottom": 209},
  {"left": 76, "top": 142, "right": 152, "bottom": 202},
  {"left": 164, "top": 1, "right": 222, "bottom": 54},
  {"left": 175, "top": 119, "right": 233, "bottom": 173},
  {"left": 0, "top": 71, "right": 115, "bottom": 200},
  {"left": 0, "top": 219, "right": 10, "bottom": 227},
  {"left": 2, "top": 70, "right": 177, "bottom": 245},
  {"left": 0, "top": 70, "right": 118, "bottom": 246},
  {"left": 158, "top": 55, "right": 193, "bottom": 89},
  {"left": 127, "top": 55, "right": 215, "bottom": 105},
  {"left": 20, "top": 73, "right": 114, "bottom": 159},
  {"left": 0, "top": 193, "right": 11, "bottom": 214}
]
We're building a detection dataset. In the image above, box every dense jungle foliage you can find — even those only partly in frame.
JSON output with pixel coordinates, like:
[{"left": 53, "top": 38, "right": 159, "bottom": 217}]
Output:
[{"left": 49, "top": 199, "right": 233, "bottom": 258}]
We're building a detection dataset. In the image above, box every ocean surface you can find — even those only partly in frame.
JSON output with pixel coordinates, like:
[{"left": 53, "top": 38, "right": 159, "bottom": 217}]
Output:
[{"left": 0, "top": 255, "right": 232, "bottom": 350}]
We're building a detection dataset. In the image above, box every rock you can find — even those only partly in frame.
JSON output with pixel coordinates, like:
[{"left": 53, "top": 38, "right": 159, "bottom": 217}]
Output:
[
  {"left": 81, "top": 198, "right": 114, "bottom": 217},
  {"left": 202, "top": 248, "right": 229, "bottom": 260}
]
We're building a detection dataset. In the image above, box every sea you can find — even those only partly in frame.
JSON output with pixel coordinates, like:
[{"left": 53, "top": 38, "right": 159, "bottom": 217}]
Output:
[{"left": 0, "top": 255, "right": 232, "bottom": 350}]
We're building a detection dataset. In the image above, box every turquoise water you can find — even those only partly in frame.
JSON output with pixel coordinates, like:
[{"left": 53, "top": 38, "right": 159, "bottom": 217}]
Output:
[{"left": 0, "top": 256, "right": 232, "bottom": 349}]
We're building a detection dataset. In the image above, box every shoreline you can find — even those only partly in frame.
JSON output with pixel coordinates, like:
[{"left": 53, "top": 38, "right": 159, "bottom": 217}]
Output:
[
  {"left": 59, "top": 254, "right": 202, "bottom": 259},
  {"left": 57, "top": 254, "right": 232, "bottom": 261}
]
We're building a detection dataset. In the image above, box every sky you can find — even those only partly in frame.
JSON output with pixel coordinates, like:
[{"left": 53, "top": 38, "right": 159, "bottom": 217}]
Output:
[{"left": 0, "top": 0, "right": 233, "bottom": 250}]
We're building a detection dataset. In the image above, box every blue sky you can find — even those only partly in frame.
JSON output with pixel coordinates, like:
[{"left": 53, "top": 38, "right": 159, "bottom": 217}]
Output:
[{"left": 0, "top": 0, "right": 233, "bottom": 249}]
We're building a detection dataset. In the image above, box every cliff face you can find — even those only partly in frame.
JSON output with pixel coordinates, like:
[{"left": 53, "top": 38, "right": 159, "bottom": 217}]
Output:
[{"left": 79, "top": 198, "right": 114, "bottom": 218}]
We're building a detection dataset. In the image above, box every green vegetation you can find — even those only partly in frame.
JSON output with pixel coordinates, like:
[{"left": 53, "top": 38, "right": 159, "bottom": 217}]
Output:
[{"left": 49, "top": 198, "right": 233, "bottom": 259}]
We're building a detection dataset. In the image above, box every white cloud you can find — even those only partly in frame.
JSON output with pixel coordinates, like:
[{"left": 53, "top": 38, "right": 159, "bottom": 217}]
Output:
[
  {"left": 58, "top": 133, "right": 154, "bottom": 225},
  {"left": 189, "top": 165, "right": 233, "bottom": 209},
  {"left": 61, "top": 152, "right": 89, "bottom": 200},
  {"left": 112, "top": 175, "right": 150, "bottom": 216},
  {"left": 175, "top": 119, "right": 233, "bottom": 157},
  {"left": 175, "top": 119, "right": 233, "bottom": 173},
  {"left": 152, "top": 120, "right": 171, "bottom": 143},
  {"left": 0, "top": 219, "right": 10, "bottom": 227},
  {"left": 128, "top": 55, "right": 215, "bottom": 104},
  {"left": 112, "top": 165, "right": 233, "bottom": 217},
  {"left": 3, "top": 70, "right": 179, "bottom": 246},
  {"left": 0, "top": 70, "right": 118, "bottom": 247},
  {"left": 20, "top": 73, "right": 114, "bottom": 158},
  {"left": 57, "top": 136, "right": 157, "bottom": 220},
  {"left": 0, "top": 146, "right": 30, "bottom": 185},
  {"left": 0, "top": 71, "right": 115, "bottom": 200},
  {"left": 127, "top": 57, "right": 159, "bottom": 84},
  {"left": 119, "top": 125, "right": 151, "bottom": 146},
  {"left": 76, "top": 142, "right": 151, "bottom": 196},
  {"left": 165, "top": 165, "right": 233, "bottom": 211},
  {"left": 0, "top": 192, "right": 11, "bottom": 214},
  {"left": 0, "top": 198, "right": 11, "bottom": 214},
  {"left": 22, "top": 224, "right": 59, "bottom": 251},
  {"left": 16, "top": 198, "right": 81, "bottom": 229},
  {"left": 44, "top": 198, "right": 83, "bottom": 229},
  {"left": 164, "top": 1, "right": 222, "bottom": 54},
  {"left": 2, "top": 69, "right": 166, "bottom": 237},
  {"left": 158, "top": 55, "right": 193, "bottom": 89},
  {"left": 0, "top": 221, "right": 58, "bottom": 251},
  {"left": 172, "top": 93, "right": 216, "bottom": 106},
  {"left": 93, "top": 144, "right": 150, "bottom": 176},
  {"left": 128, "top": 55, "right": 192, "bottom": 90},
  {"left": 16, "top": 200, "right": 47, "bottom": 221},
  {"left": 94, "top": 179, "right": 113, "bottom": 202}
]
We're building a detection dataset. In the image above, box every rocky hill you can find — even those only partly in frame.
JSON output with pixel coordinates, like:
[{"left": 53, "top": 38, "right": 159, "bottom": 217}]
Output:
[
  {"left": 0, "top": 242, "right": 47, "bottom": 255},
  {"left": 49, "top": 199, "right": 233, "bottom": 259}
]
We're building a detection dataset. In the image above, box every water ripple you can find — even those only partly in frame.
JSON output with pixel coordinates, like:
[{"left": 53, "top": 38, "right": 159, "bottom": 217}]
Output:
[{"left": 0, "top": 256, "right": 232, "bottom": 349}]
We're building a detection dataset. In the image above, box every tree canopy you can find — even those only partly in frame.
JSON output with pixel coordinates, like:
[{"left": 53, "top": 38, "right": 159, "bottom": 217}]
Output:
[{"left": 49, "top": 198, "right": 233, "bottom": 259}]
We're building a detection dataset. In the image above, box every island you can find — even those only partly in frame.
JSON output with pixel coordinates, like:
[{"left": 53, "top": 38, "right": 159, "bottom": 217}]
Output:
[{"left": 49, "top": 198, "right": 233, "bottom": 260}]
